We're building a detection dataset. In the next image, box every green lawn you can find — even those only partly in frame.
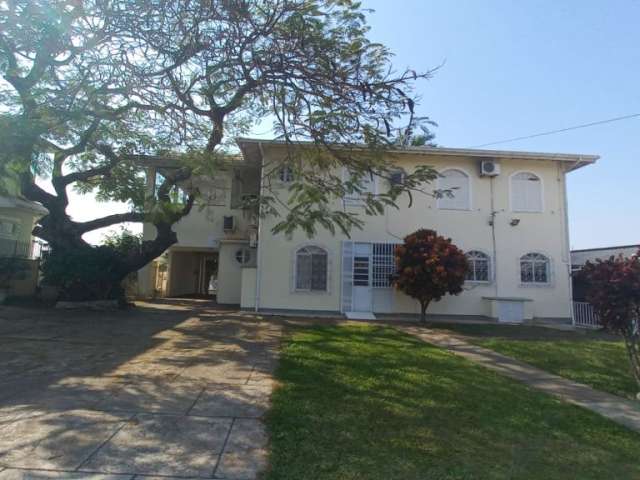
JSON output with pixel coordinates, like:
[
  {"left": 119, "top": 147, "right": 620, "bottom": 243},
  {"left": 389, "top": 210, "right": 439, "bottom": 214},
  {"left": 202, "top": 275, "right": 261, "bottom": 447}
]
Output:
[
  {"left": 428, "top": 323, "right": 637, "bottom": 400},
  {"left": 265, "top": 324, "right": 640, "bottom": 480}
]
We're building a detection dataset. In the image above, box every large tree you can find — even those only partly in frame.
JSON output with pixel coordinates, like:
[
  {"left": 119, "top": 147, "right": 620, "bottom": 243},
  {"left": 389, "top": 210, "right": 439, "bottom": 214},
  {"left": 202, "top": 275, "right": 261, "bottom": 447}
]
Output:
[
  {"left": 0, "top": 0, "right": 438, "bottom": 302},
  {"left": 578, "top": 253, "right": 640, "bottom": 398},
  {"left": 393, "top": 229, "right": 468, "bottom": 323}
]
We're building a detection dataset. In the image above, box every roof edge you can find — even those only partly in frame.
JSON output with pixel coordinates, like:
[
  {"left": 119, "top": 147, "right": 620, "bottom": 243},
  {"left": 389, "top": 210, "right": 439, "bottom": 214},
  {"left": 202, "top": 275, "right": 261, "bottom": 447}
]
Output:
[
  {"left": 235, "top": 137, "right": 599, "bottom": 165},
  {"left": 571, "top": 244, "right": 640, "bottom": 253}
]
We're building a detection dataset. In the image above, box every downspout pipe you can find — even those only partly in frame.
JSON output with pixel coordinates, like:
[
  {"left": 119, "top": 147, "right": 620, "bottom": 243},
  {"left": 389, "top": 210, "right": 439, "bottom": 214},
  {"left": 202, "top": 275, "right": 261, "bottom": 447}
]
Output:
[{"left": 254, "top": 142, "right": 266, "bottom": 313}]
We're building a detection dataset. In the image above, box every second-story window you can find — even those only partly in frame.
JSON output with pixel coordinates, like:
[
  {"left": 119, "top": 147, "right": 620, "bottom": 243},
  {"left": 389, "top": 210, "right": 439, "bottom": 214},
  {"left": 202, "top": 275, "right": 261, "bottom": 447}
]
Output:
[
  {"left": 437, "top": 169, "right": 470, "bottom": 210},
  {"left": 155, "top": 171, "right": 189, "bottom": 203},
  {"left": 343, "top": 168, "right": 376, "bottom": 206},
  {"left": 279, "top": 165, "right": 294, "bottom": 183},
  {"left": 511, "top": 172, "right": 543, "bottom": 212}
]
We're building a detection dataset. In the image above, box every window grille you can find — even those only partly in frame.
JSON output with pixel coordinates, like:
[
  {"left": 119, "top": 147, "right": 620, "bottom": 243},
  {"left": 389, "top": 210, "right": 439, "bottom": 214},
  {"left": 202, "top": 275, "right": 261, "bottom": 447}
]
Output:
[
  {"left": 295, "top": 246, "right": 328, "bottom": 291},
  {"left": 372, "top": 243, "right": 400, "bottom": 288},
  {"left": 466, "top": 251, "right": 490, "bottom": 282},
  {"left": 520, "top": 253, "right": 550, "bottom": 284}
]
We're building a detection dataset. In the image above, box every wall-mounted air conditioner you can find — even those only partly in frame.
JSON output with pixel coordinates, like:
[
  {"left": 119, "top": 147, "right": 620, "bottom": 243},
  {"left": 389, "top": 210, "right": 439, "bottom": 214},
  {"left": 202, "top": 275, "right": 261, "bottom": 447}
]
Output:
[
  {"left": 480, "top": 159, "right": 501, "bottom": 177},
  {"left": 223, "top": 215, "right": 235, "bottom": 233}
]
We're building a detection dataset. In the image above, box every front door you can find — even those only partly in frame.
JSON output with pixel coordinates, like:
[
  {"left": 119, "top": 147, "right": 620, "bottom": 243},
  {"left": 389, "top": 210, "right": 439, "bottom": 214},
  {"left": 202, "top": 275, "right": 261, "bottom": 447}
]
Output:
[{"left": 352, "top": 243, "right": 372, "bottom": 312}]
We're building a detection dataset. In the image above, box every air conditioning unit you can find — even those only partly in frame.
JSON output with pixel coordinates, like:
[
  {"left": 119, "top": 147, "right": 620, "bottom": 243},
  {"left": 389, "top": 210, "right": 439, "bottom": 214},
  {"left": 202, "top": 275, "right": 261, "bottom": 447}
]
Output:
[
  {"left": 480, "top": 159, "right": 501, "bottom": 176},
  {"left": 223, "top": 215, "right": 235, "bottom": 233},
  {"left": 389, "top": 169, "right": 406, "bottom": 185}
]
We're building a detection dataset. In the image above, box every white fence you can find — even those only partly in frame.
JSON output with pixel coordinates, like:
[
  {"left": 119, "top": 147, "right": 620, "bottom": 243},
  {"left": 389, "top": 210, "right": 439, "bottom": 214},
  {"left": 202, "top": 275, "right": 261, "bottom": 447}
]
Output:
[{"left": 573, "top": 301, "right": 600, "bottom": 329}]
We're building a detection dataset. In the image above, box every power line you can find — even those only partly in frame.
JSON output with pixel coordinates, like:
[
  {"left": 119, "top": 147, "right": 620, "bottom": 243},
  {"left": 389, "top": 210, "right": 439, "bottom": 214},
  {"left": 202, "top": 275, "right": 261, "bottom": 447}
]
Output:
[{"left": 469, "top": 113, "right": 640, "bottom": 148}]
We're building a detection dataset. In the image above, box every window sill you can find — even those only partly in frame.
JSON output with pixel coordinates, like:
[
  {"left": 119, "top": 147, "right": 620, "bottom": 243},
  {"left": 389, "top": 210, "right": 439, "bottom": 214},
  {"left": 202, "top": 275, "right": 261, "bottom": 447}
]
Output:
[
  {"left": 292, "top": 289, "right": 330, "bottom": 295},
  {"left": 519, "top": 282, "right": 553, "bottom": 288},
  {"left": 436, "top": 207, "right": 472, "bottom": 212}
]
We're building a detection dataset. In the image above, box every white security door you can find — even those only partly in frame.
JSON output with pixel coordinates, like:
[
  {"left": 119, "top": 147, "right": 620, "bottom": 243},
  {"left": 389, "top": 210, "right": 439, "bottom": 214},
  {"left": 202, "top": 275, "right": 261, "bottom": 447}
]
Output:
[{"left": 352, "top": 243, "right": 373, "bottom": 312}]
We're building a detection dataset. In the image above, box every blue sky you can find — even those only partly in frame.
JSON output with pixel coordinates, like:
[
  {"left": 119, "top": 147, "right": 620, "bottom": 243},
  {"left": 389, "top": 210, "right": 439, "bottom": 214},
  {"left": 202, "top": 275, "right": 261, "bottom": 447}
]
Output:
[
  {"left": 363, "top": 0, "right": 640, "bottom": 249},
  {"left": 73, "top": 1, "right": 639, "bottom": 248}
]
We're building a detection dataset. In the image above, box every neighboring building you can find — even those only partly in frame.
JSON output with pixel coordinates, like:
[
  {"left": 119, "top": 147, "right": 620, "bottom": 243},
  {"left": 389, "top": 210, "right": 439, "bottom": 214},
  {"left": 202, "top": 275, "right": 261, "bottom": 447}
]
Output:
[
  {"left": 138, "top": 139, "right": 598, "bottom": 324},
  {"left": 571, "top": 245, "right": 639, "bottom": 271},
  {"left": 0, "top": 178, "right": 48, "bottom": 297},
  {"left": 570, "top": 244, "right": 639, "bottom": 304}
]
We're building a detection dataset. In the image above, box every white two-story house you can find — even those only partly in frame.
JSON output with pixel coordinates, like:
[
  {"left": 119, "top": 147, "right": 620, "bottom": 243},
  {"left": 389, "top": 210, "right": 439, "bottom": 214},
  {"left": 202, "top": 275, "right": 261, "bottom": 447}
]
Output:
[{"left": 138, "top": 138, "right": 598, "bottom": 324}]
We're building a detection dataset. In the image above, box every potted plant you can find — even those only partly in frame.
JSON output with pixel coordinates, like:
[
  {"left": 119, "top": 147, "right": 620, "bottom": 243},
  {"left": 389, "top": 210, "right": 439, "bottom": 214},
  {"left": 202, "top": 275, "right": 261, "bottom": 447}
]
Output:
[{"left": 0, "top": 257, "right": 30, "bottom": 303}]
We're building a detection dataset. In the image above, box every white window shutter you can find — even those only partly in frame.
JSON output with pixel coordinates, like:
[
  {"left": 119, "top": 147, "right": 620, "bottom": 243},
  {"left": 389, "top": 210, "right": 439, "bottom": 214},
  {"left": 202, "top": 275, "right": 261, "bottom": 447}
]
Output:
[
  {"left": 512, "top": 173, "right": 542, "bottom": 212},
  {"left": 438, "top": 170, "right": 469, "bottom": 210},
  {"left": 341, "top": 240, "right": 354, "bottom": 312}
]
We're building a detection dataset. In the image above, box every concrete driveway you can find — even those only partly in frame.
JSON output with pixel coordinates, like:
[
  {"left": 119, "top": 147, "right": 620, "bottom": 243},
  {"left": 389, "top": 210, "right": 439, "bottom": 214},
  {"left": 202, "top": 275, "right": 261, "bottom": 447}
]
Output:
[{"left": 0, "top": 299, "right": 282, "bottom": 479}]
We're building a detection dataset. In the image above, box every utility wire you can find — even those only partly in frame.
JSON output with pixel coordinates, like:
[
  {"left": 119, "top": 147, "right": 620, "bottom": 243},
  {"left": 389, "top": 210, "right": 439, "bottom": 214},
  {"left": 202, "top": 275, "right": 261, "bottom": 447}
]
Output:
[{"left": 469, "top": 113, "right": 640, "bottom": 148}]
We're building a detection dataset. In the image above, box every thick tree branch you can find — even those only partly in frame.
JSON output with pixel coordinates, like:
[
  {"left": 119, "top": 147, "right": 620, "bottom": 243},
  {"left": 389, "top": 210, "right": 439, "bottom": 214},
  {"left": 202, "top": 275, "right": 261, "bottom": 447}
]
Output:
[
  {"left": 59, "top": 143, "right": 120, "bottom": 187},
  {"left": 76, "top": 211, "right": 146, "bottom": 234}
]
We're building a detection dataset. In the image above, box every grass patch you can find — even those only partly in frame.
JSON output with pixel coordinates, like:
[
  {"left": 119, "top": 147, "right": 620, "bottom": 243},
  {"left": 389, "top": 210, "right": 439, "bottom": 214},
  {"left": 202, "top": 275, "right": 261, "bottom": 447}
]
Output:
[
  {"left": 430, "top": 323, "right": 637, "bottom": 399},
  {"left": 266, "top": 324, "right": 640, "bottom": 480}
]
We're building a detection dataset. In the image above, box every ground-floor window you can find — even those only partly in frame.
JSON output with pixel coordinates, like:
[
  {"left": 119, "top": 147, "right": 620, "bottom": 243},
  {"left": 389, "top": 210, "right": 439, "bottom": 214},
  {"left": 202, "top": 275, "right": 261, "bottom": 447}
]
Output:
[
  {"left": 466, "top": 250, "right": 491, "bottom": 282},
  {"left": 520, "top": 252, "right": 550, "bottom": 284},
  {"left": 295, "top": 246, "right": 328, "bottom": 291}
]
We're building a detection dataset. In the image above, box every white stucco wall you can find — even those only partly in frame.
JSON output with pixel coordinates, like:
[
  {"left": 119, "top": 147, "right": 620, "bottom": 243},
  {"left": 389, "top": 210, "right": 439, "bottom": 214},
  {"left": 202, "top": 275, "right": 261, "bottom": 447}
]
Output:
[
  {"left": 253, "top": 146, "right": 574, "bottom": 320},
  {"left": 138, "top": 164, "right": 258, "bottom": 299},
  {"left": 217, "top": 241, "right": 251, "bottom": 305},
  {"left": 240, "top": 267, "right": 257, "bottom": 309}
]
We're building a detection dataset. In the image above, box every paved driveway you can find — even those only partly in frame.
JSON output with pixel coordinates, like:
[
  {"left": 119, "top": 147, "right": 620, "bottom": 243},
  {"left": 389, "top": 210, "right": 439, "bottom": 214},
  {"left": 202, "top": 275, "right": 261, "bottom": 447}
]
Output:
[{"left": 0, "top": 299, "right": 282, "bottom": 479}]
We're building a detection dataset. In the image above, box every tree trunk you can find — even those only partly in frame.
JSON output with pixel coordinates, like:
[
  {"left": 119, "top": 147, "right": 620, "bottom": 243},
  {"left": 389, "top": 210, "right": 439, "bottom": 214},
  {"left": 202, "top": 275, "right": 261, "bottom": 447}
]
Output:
[{"left": 419, "top": 298, "right": 431, "bottom": 324}]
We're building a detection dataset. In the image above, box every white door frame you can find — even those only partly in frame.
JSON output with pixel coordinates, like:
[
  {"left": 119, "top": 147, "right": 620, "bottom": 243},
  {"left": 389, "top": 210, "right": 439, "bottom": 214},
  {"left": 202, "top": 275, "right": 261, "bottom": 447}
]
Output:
[{"left": 351, "top": 242, "right": 373, "bottom": 312}]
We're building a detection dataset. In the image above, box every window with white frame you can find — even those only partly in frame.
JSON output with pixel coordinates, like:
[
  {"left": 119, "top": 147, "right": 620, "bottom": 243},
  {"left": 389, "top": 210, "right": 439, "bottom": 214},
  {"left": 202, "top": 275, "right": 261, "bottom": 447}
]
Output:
[
  {"left": 343, "top": 169, "right": 376, "bottom": 205},
  {"left": 466, "top": 250, "right": 490, "bottom": 282},
  {"left": 437, "top": 169, "right": 470, "bottom": 210},
  {"left": 278, "top": 165, "right": 294, "bottom": 183},
  {"left": 372, "top": 242, "right": 400, "bottom": 287},
  {"left": 520, "top": 253, "right": 550, "bottom": 284},
  {"left": 295, "top": 246, "right": 328, "bottom": 291},
  {"left": 511, "top": 172, "right": 543, "bottom": 212}
]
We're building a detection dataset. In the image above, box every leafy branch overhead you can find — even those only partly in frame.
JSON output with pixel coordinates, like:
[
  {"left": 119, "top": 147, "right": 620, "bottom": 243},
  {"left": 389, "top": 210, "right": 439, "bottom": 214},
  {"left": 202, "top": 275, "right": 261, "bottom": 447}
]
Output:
[{"left": 0, "top": 0, "right": 438, "bottom": 300}]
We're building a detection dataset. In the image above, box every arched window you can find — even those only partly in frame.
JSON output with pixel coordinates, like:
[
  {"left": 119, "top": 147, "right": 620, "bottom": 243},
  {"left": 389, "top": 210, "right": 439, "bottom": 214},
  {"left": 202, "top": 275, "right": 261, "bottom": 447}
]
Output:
[
  {"left": 511, "top": 172, "right": 543, "bottom": 212},
  {"left": 466, "top": 251, "right": 490, "bottom": 282},
  {"left": 520, "top": 253, "right": 550, "bottom": 284},
  {"left": 295, "top": 246, "right": 328, "bottom": 291},
  {"left": 437, "top": 169, "right": 470, "bottom": 210}
]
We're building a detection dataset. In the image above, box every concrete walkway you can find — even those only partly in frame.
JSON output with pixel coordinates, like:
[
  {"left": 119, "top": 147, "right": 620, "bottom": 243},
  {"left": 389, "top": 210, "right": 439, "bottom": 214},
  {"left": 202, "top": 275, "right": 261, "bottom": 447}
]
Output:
[
  {"left": 0, "top": 299, "right": 281, "bottom": 480},
  {"left": 400, "top": 326, "right": 640, "bottom": 434}
]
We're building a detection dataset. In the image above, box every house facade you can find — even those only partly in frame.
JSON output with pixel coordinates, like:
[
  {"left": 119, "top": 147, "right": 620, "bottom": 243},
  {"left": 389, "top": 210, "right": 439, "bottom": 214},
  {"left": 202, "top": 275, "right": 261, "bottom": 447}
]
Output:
[
  {"left": 138, "top": 139, "right": 598, "bottom": 324},
  {"left": 0, "top": 177, "right": 48, "bottom": 297}
]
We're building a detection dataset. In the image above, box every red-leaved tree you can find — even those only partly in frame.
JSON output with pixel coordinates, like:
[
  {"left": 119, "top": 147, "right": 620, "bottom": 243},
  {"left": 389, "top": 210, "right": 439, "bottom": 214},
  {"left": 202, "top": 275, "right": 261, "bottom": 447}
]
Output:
[
  {"left": 393, "top": 229, "right": 468, "bottom": 323},
  {"left": 578, "top": 251, "right": 640, "bottom": 395}
]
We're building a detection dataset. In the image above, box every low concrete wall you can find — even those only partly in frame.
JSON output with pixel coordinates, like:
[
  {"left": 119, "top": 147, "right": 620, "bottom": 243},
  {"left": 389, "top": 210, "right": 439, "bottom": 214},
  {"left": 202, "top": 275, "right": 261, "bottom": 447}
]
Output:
[
  {"left": 240, "top": 267, "right": 256, "bottom": 309},
  {"left": 9, "top": 259, "right": 39, "bottom": 297}
]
